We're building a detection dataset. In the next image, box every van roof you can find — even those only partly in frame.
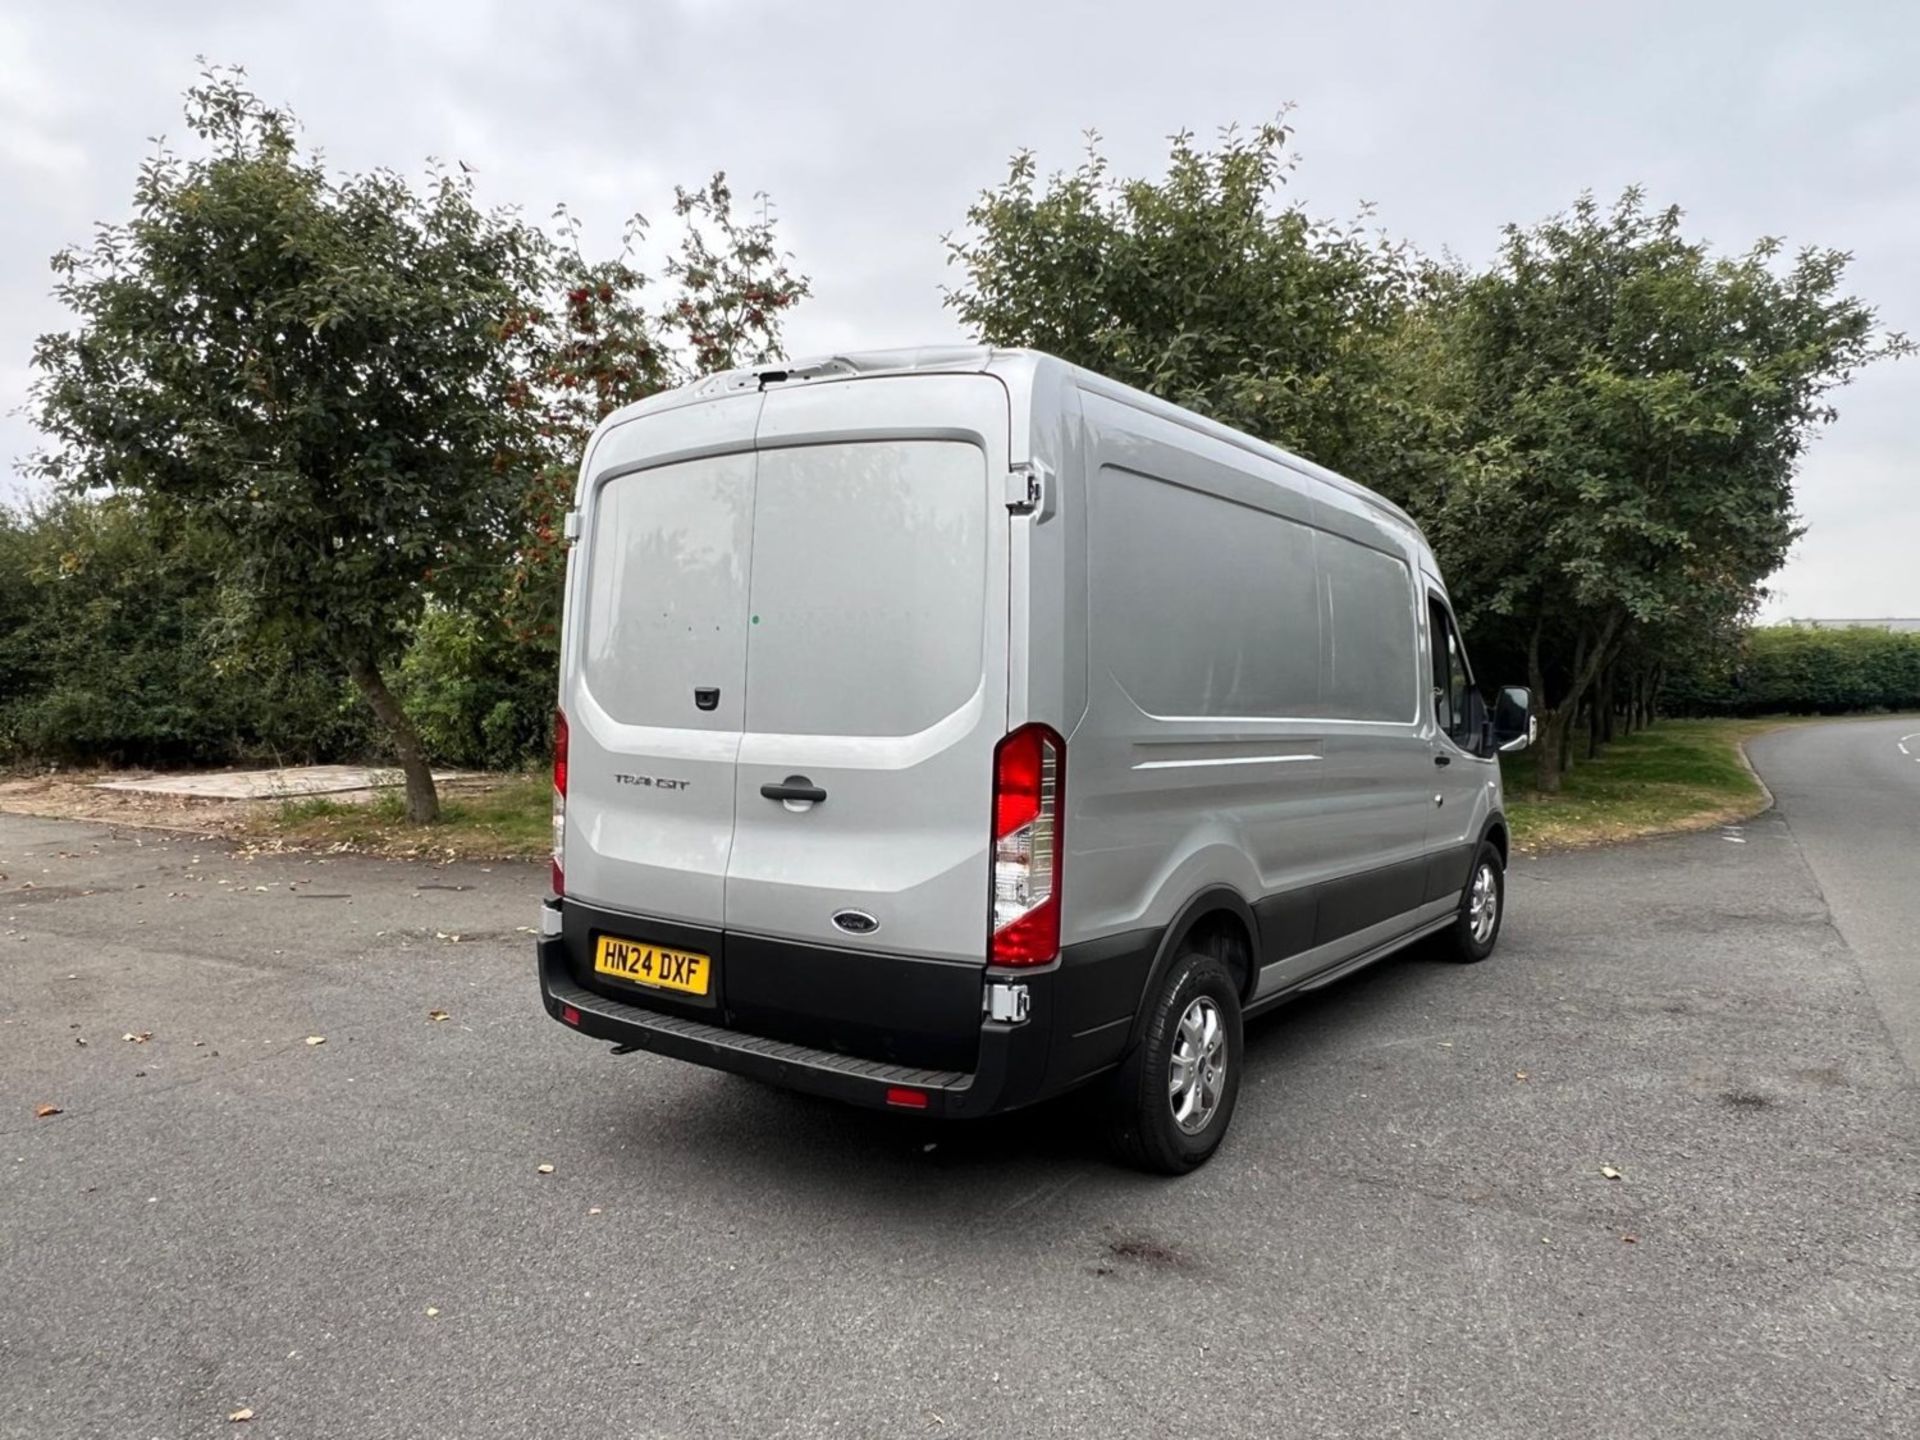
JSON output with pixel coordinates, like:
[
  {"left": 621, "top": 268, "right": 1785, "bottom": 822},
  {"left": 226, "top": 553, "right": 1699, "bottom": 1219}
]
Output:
[{"left": 594, "top": 345, "right": 1423, "bottom": 538}]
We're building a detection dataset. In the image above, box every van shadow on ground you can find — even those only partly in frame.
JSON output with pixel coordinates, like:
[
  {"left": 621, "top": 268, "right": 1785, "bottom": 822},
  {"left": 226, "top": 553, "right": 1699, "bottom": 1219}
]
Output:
[{"left": 598, "top": 942, "right": 1458, "bottom": 1199}]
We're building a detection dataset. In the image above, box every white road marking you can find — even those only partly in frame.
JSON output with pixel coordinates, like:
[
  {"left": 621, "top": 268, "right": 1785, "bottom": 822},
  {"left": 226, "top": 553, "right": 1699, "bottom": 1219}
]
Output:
[{"left": 1899, "top": 731, "right": 1920, "bottom": 756}]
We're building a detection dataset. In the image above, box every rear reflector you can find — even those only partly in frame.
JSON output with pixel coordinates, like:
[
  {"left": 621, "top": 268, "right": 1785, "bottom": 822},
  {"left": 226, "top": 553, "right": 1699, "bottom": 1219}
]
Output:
[
  {"left": 561, "top": 1006, "right": 581, "bottom": 1027},
  {"left": 885, "top": 1086, "right": 929, "bottom": 1110},
  {"left": 990, "top": 724, "right": 1064, "bottom": 966}
]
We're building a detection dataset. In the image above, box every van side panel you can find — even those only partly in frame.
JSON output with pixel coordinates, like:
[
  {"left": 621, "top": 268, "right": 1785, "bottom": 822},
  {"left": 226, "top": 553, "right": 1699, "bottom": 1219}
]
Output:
[
  {"left": 1288, "top": 512, "right": 1435, "bottom": 960},
  {"left": 1067, "top": 388, "right": 1441, "bottom": 1001},
  {"left": 1067, "top": 392, "right": 1327, "bottom": 961}
]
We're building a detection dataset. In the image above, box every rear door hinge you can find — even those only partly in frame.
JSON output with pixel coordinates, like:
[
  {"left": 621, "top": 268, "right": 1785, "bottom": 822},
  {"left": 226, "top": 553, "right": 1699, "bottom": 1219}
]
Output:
[
  {"left": 1004, "top": 460, "right": 1054, "bottom": 521},
  {"left": 562, "top": 509, "right": 581, "bottom": 544}
]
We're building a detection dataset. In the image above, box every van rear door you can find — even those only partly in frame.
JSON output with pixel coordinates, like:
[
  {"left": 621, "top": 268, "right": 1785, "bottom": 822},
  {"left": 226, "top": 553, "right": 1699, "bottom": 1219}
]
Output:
[
  {"left": 722, "top": 375, "right": 1011, "bottom": 973},
  {"left": 562, "top": 393, "right": 762, "bottom": 925}
]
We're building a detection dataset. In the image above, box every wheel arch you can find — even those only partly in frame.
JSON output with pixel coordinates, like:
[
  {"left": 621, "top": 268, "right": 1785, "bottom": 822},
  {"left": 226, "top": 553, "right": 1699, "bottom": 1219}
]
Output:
[
  {"left": 1482, "top": 812, "right": 1510, "bottom": 869},
  {"left": 1124, "top": 886, "right": 1259, "bottom": 1052}
]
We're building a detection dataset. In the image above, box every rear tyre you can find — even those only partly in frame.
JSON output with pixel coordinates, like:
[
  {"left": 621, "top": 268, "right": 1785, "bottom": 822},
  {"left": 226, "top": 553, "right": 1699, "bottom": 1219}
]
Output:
[
  {"left": 1106, "top": 953, "right": 1243, "bottom": 1175},
  {"left": 1439, "top": 840, "right": 1505, "bottom": 964}
]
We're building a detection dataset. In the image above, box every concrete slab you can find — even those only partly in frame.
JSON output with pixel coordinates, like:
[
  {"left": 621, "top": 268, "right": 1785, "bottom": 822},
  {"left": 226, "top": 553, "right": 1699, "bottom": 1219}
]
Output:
[{"left": 91, "top": 765, "right": 475, "bottom": 799}]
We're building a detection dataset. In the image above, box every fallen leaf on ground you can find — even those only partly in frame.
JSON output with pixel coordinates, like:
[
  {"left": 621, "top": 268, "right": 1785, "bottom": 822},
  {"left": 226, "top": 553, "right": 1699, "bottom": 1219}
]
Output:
[
  {"left": 427, "top": 1009, "right": 450, "bottom": 1022},
  {"left": 74, "top": 1037, "right": 87, "bottom": 1047},
  {"left": 587, "top": 1207, "right": 602, "bottom": 1215},
  {"left": 1514, "top": 1070, "right": 1529, "bottom": 1081},
  {"left": 1600, "top": 1165, "right": 1621, "bottom": 1180},
  {"left": 227, "top": 1408, "right": 254, "bottom": 1423},
  {"left": 304, "top": 1035, "right": 326, "bottom": 1046},
  {"left": 425, "top": 1307, "right": 440, "bottom": 1318},
  {"left": 1622, "top": 1234, "right": 1639, "bottom": 1244},
  {"left": 122, "top": 1031, "right": 151, "bottom": 1044},
  {"left": 536, "top": 1163, "right": 554, "bottom": 1175},
  {"left": 34, "top": 1103, "right": 62, "bottom": 1118}
]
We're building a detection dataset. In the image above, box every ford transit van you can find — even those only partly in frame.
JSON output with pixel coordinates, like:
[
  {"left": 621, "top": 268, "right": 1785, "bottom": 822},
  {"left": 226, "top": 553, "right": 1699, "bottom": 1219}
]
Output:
[{"left": 536, "top": 347, "right": 1533, "bottom": 1172}]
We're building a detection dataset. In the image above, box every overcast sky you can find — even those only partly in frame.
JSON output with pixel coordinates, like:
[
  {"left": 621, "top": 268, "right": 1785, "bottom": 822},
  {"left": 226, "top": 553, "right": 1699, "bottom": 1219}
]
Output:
[{"left": 3, "top": 0, "right": 1914, "bottom": 618}]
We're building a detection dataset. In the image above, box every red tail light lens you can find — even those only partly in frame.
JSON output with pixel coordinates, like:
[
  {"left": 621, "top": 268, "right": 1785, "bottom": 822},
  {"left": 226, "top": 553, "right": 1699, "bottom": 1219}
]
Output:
[
  {"left": 551, "top": 709, "right": 568, "bottom": 897},
  {"left": 990, "top": 723, "right": 1064, "bottom": 966}
]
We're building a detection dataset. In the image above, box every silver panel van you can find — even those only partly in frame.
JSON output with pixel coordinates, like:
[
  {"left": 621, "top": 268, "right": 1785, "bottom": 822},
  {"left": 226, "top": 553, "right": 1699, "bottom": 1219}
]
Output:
[{"left": 537, "top": 347, "right": 1534, "bottom": 1172}]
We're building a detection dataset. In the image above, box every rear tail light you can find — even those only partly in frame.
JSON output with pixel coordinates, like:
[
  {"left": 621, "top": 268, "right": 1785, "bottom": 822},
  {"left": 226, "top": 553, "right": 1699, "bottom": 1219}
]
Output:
[
  {"left": 990, "top": 723, "right": 1064, "bottom": 965},
  {"left": 551, "top": 709, "right": 568, "bottom": 897}
]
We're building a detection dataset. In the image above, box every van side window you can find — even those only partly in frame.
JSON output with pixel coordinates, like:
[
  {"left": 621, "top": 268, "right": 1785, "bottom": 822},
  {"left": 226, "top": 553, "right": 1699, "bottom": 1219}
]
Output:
[
  {"left": 1316, "top": 531, "right": 1418, "bottom": 723},
  {"left": 1092, "top": 467, "right": 1321, "bottom": 719},
  {"left": 1427, "top": 596, "right": 1473, "bottom": 747}
]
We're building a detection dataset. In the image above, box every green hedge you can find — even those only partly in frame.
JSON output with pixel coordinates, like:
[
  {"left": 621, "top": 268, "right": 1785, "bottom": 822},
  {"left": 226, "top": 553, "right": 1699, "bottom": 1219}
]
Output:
[
  {"left": 1667, "top": 626, "right": 1920, "bottom": 716},
  {"left": 0, "top": 499, "right": 380, "bottom": 767}
]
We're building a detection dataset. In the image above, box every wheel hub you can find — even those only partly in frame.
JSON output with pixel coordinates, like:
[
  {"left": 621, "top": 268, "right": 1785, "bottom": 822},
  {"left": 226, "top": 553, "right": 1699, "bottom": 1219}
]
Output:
[
  {"left": 1168, "top": 995, "right": 1228, "bottom": 1134},
  {"left": 1468, "top": 861, "right": 1499, "bottom": 944}
]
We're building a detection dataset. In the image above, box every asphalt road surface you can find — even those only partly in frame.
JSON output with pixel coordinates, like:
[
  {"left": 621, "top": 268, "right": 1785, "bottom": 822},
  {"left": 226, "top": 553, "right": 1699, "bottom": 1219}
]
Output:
[{"left": 4, "top": 718, "right": 1917, "bottom": 1439}]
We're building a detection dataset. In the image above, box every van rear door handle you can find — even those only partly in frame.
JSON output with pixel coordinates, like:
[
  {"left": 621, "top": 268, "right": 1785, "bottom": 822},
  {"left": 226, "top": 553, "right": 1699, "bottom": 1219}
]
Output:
[
  {"left": 761, "top": 777, "right": 827, "bottom": 804},
  {"left": 1433, "top": 754, "right": 1452, "bottom": 767}
]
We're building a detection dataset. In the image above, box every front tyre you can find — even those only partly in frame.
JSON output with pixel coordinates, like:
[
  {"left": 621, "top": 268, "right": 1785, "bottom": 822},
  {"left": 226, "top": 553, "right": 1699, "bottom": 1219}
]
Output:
[
  {"left": 1106, "top": 953, "right": 1243, "bottom": 1174},
  {"left": 1440, "top": 840, "right": 1505, "bottom": 963}
]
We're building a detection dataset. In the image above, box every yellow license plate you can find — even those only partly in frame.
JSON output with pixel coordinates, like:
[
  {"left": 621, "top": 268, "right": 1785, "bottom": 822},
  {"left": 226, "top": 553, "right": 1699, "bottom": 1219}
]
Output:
[{"left": 593, "top": 936, "right": 711, "bottom": 996}]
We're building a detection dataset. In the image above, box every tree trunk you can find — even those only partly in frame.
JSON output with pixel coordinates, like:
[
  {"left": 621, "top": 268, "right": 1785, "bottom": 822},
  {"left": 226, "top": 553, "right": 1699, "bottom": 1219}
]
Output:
[
  {"left": 1598, "top": 664, "right": 1616, "bottom": 747},
  {"left": 1538, "top": 708, "right": 1574, "bottom": 789},
  {"left": 345, "top": 652, "right": 440, "bottom": 824},
  {"left": 1527, "top": 618, "right": 1562, "bottom": 793},
  {"left": 1621, "top": 670, "right": 1637, "bottom": 735},
  {"left": 1529, "top": 612, "right": 1622, "bottom": 793}
]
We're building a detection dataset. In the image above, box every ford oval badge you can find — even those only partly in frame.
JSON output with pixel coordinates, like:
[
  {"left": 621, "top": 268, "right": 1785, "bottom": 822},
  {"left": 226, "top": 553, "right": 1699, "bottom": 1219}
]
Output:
[{"left": 831, "top": 909, "right": 879, "bottom": 936}]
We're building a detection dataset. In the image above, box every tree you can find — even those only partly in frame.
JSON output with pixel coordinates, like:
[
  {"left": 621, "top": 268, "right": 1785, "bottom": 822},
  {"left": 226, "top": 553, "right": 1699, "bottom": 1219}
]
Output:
[
  {"left": 28, "top": 67, "right": 546, "bottom": 820},
  {"left": 943, "top": 122, "right": 1417, "bottom": 477},
  {"left": 499, "top": 181, "right": 809, "bottom": 703},
  {"left": 1417, "top": 191, "right": 1908, "bottom": 788}
]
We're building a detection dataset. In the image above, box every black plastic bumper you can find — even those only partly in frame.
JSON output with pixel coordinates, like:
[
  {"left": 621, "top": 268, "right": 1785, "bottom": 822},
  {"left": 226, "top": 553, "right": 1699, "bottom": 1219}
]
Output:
[
  {"left": 539, "top": 933, "right": 1031, "bottom": 1117},
  {"left": 535, "top": 899, "right": 1160, "bottom": 1119}
]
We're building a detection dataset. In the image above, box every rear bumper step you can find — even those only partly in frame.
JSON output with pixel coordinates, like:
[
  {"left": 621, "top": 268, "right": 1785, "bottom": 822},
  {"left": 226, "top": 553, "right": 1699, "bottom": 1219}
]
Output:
[{"left": 538, "top": 936, "right": 1018, "bottom": 1117}]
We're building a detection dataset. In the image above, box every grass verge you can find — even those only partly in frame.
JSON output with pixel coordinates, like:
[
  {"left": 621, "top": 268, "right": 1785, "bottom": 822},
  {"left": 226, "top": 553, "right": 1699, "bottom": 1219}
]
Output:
[
  {"left": 1501, "top": 716, "right": 1800, "bottom": 852},
  {"left": 256, "top": 774, "right": 550, "bottom": 860}
]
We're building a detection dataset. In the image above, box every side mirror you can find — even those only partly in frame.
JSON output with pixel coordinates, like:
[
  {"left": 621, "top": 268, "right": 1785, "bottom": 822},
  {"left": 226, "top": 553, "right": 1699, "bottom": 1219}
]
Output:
[{"left": 1492, "top": 686, "right": 1534, "bottom": 753}]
